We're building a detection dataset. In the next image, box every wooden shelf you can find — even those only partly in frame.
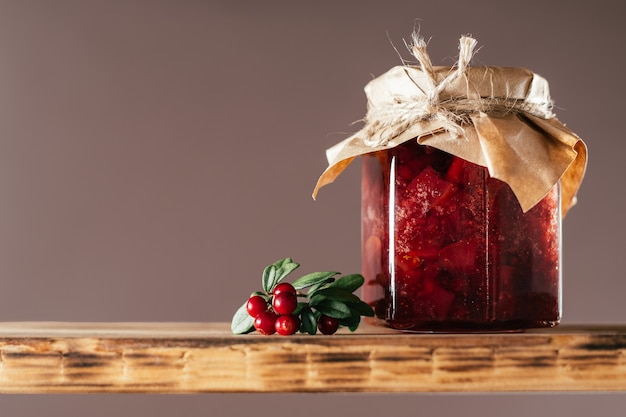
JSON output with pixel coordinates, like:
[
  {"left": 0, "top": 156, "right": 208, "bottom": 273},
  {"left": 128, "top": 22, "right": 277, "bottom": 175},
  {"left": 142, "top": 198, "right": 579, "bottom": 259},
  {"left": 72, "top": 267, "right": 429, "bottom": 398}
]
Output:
[{"left": 0, "top": 322, "right": 625, "bottom": 393}]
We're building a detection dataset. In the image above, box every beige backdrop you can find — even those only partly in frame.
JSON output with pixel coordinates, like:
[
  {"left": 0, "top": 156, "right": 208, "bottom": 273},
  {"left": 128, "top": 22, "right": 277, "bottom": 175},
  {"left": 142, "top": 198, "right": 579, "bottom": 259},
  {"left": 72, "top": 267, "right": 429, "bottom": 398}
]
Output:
[{"left": 0, "top": 0, "right": 624, "bottom": 415}]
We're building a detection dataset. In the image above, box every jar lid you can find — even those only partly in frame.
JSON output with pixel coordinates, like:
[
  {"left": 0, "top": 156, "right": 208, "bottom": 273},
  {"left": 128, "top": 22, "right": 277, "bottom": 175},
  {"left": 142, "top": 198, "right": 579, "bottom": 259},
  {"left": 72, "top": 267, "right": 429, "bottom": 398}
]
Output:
[{"left": 314, "top": 35, "right": 587, "bottom": 215}]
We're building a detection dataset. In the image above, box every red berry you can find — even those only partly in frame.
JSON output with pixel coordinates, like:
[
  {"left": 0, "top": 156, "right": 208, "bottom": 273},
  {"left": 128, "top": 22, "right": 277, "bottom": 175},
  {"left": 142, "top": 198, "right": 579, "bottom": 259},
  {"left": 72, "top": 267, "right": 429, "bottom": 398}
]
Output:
[
  {"left": 275, "top": 314, "right": 301, "bottom": 336},
  {"left": 272, "top": 292, "right": 298, "bottom": 315},
  {"left": 317, "top": 315, "right": 340, "bottom": 335},
  {"left": 254, "top": 310, "right": 278, "bottom": 335},
  {"left": 246, "top": 295, "right": 268, "bottom": 318},
  {"left": 272, "top": 282, "right": 297, "bottom": 296}
]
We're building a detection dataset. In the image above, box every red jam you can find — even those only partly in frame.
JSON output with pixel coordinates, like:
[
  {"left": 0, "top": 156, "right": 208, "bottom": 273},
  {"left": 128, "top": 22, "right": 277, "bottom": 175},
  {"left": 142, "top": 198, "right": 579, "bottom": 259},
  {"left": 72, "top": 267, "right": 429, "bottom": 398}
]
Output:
[{"left": 361, "top": 140, "right": 561, "bottom": 331}]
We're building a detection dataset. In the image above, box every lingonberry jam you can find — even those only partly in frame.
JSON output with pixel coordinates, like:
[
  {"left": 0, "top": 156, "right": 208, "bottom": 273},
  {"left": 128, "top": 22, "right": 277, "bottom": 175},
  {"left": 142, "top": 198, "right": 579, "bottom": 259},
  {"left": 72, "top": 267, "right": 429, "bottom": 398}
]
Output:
[{"left": 362, "top": 140, "right": 561, "bottom": 331}]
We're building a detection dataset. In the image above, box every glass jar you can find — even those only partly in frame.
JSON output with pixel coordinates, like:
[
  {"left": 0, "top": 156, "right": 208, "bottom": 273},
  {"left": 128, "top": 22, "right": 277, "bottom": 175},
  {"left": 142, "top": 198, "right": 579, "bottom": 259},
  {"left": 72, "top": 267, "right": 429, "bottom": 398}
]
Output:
[{"left": 361, "top": 140, "right": 561, "bottom": 331}]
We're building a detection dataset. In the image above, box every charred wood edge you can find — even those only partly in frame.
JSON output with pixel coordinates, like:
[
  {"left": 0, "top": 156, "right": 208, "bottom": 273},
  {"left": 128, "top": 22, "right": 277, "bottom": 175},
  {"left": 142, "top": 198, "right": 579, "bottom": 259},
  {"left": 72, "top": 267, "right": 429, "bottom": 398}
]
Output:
[{"left": 0, "top": 323, "right": 624, "bottom": 393}]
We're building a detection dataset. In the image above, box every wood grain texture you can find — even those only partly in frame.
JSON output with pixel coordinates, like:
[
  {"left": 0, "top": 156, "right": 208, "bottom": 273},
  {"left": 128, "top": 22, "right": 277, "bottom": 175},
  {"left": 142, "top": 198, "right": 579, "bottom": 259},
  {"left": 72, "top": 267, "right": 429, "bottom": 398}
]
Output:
[{"left": 0, "top": 322, "right": 625, "bottom": 393}]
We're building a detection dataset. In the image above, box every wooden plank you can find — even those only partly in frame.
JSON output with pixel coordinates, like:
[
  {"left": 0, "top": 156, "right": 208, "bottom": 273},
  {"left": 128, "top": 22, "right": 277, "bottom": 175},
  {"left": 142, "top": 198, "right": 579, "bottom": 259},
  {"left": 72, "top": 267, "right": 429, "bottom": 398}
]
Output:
[{"left": 0, "top": 322, "right": 625, "bottom": 393}]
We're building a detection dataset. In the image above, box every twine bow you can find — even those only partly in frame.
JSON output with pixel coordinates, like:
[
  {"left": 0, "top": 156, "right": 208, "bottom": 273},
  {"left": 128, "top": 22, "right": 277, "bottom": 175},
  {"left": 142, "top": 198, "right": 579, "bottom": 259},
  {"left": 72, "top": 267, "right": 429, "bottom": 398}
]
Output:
[{"left": 362, "top": 34, "right": 553, "bottom": 147}]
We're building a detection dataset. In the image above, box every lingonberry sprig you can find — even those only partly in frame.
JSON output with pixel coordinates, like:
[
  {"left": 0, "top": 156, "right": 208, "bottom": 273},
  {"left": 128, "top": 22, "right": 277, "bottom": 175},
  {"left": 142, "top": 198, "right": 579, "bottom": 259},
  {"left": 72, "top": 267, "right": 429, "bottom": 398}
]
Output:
[{"left": 231, "top": 258, "right": 374, "bottom": 335}]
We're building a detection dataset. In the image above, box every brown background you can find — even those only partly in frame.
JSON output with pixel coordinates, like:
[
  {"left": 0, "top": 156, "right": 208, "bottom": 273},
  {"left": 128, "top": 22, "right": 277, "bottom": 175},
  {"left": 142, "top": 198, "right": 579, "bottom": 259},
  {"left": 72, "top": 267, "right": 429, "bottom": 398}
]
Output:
[{"left": 0, "top": 0, "right": 624, "bottom": 415}]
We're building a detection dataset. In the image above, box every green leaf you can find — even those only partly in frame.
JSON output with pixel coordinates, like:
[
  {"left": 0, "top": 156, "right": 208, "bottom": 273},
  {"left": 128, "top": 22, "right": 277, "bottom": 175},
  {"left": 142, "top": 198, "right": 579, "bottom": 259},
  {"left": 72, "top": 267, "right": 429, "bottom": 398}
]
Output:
[
  {"left": 292, "top": 271, "right": 339, "bottom": 290},
  {"left": 293, "top": 301, "right": 307, "bottom": 316},
  {"left": 231, "top": 302, "right": 255, "bottom": 334},
  {"left": 328, "top": 274, "right": 365, "bottom": 293},
  {"left": 261, "top": 265, "right": 277, "bottom": 293},
  {"left": 339, "top": 312, "right": 361, "bottom": 332},
  {"left": 347, "top": 299, "right": 375, "bottom": 317},
  {"left": 300, "top": 307, "right": 317, "bottom": 335},
  {"left": 261, "top": 258, "right": 300, "bottom": 293},
  {"left": 311, "top": 299, "right": 352, "bottom": 319},
  {"left": 274, "top": 261, "right": 300, "bottom": 283},
  {"left": 271, "top": 258, "right": 291, "bottom": 268},
  {"left": 309, "top": 288, "right": 361, "bottom": 305},
  {"left": 304, "top": 279, "right": 333, "bottom": 297},
  {"left": 309, "top": 287, "right": 374, "bottom": 318},
  {"left": 348, "top": 317, "right": 361, "bottom": 332}
]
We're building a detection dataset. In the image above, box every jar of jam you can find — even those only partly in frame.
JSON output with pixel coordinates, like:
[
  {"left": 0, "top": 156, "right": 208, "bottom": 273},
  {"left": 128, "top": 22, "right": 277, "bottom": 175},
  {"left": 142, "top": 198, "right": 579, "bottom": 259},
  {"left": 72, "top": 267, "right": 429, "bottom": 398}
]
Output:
[
  {"left": 313, "top": 35, "right": 587, "bottom": 331},
  {"left": 361, "top": 141, "right": 561, "bottom": 330}
]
